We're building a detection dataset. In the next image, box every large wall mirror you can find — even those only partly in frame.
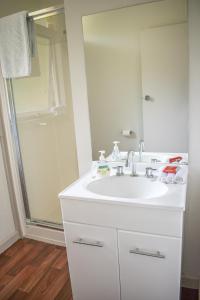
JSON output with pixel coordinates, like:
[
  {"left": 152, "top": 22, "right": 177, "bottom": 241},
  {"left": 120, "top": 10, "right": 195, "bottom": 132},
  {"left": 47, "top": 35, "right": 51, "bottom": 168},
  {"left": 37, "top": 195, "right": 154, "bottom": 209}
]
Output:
[{"left": 82, "top": 0, "right": 188, "bottom": 160}]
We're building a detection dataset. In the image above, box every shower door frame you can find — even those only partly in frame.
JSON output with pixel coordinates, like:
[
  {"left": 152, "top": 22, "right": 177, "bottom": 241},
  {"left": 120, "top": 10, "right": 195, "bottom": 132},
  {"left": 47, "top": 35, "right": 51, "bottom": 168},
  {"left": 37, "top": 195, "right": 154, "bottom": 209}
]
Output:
[{"left": 6, "top": 5, "right": 65, "bottom": 231}]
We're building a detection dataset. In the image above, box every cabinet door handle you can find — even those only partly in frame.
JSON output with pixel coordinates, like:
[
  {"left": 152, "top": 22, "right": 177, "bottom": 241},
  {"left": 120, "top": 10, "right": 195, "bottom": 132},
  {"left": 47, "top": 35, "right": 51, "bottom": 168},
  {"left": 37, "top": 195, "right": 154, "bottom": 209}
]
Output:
[
  {"left": 72, "top": 238, "right": 104, "bottom": 248},
  {"left": 129, "top": 248, "right": 165, "bottom": 259}
]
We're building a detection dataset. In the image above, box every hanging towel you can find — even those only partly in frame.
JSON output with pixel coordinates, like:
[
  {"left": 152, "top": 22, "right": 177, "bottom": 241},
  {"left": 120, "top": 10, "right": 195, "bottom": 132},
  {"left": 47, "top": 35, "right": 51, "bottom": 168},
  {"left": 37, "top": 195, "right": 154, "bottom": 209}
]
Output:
[{"left": 0, "top": 11, "right": 33, "bottom": 78}]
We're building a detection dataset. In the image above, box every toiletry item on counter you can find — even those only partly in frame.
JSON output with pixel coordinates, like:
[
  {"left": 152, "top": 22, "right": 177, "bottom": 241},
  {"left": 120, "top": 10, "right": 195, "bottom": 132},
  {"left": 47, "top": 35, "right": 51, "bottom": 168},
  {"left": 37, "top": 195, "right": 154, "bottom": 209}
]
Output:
[
  {"left": 160, "top": 172, "right": 176, "bottom": 184},
  {"left": 169, "top": 156, "right": 183, "bottom": 163},
  {"left": 161, "top": 166, "right": 178, "bottom": 183},
  {"left": 98, "top": 150, "right": 110, "bottom": 176},
  {"left": 91, "top": 161, "right": 98, "bottom": 178},
  {"left": 174, "top": 168, "right": 187, "bottom": 184},
  {"left": 166, "top": 173, "right": 176, "bottom": 184},
  {"left": 111, "top": 141, "right": 121, "bottom": 161},
  {"left": 160, "top": 166, "right": 176, "bottom": 183},
  {"left": 160, "top": 165, "right": 187, "bottom": 184},
  {"left": 163, "top": 166, "right": 178, "bottom": 174},
  {"left": 160, "top": 171, "right": 168, "bottom": 183}
]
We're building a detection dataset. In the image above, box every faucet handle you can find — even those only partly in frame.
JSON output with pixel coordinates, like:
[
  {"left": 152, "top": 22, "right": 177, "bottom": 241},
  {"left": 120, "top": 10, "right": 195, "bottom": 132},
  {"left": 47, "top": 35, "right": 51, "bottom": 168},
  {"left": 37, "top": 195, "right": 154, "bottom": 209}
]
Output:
[
  {"left": 151, "top": 158, "right": 161, "bottom": 164},
  {"left": 116, "top": 165, "right": 124, "bottom": 176},
  {"left": 145, "top": 167, "right": 156, "bottom": 178}
]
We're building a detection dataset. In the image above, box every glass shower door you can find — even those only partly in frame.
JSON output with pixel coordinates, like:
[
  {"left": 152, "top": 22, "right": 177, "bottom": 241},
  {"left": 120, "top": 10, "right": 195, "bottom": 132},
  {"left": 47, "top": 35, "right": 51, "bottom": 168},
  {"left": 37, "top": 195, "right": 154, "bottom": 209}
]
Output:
[{"left": 10, "top": 13, "right": 78, "bottom": 226}]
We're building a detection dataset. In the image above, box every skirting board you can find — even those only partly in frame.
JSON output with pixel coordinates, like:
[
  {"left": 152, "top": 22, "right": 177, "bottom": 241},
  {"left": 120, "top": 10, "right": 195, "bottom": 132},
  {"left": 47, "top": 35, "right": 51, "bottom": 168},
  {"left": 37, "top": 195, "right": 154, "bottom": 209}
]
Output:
[
  {"left": 181, "top": 276, "right": 199, "bottom": 289},
  {"left": 25, "top": 224, "right": 65, "bottom": 247},
  {"left": 199, "top": 281, "right": 200, "bottom": 299},
  {"left": 0, "top": 230, "right": 20, "bottom": 254}
]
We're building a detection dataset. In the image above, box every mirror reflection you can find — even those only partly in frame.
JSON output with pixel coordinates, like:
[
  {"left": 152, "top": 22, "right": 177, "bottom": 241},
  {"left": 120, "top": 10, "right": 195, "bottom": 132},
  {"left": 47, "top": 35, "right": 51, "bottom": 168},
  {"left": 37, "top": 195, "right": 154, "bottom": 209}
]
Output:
[{"left": 82, "top": 0, "right": 188, "bottom": 160}]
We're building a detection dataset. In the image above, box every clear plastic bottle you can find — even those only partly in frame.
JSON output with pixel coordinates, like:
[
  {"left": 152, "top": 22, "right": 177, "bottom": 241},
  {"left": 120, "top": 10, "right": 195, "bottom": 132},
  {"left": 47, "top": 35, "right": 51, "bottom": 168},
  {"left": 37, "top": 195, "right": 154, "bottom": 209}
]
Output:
[
  {"left": 97, "top": 150, "right": 110, "bottom": 176},
  {"left": 111, "top": 141, "right": 121, "bottom": 161}
]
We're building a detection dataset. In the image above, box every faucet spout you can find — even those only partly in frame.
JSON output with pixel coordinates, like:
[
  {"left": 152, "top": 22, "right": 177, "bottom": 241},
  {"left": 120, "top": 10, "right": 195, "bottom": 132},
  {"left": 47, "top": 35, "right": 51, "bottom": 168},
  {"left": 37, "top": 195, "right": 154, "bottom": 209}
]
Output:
[
  {"left": 126, "top": 151, "right": 137, "bottom": 176},
  {"left": 139, "top": 139, "right": 145, "bottom": 162}
]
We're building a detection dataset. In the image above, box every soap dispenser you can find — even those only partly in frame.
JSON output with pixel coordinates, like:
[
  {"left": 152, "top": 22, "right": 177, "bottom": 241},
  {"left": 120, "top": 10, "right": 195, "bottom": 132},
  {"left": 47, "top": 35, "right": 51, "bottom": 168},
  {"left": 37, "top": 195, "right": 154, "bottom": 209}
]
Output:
[
  {"left": 111, "top": 141, "right": 121, "bottom": 161},
  {"left": 98, "top": 150, "right": 110, "bottom": 176}
]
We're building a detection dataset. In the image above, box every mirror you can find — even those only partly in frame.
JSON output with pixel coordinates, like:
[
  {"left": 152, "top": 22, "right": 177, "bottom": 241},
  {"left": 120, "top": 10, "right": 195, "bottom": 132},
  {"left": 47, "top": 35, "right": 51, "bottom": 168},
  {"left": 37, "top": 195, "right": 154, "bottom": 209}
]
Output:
[{"left": 82, "top": 0, "right": 188, "bottom": 160}]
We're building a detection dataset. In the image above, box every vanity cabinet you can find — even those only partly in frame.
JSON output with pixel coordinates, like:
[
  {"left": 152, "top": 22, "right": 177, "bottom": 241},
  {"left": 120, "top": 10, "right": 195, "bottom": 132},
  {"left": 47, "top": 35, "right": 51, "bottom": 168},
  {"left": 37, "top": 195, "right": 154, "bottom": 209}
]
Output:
[
  {"left": 63, "top": 222, "right": 120, "bottom": 300},
  {"left": 118, "top": 230, "right": 182, "bottom": 300},
  {"left": 60, "top": 168, "right": 186, "bottom": 300},
  {"left": 63, "top": 221, "right": 182, "bottom": 300}
]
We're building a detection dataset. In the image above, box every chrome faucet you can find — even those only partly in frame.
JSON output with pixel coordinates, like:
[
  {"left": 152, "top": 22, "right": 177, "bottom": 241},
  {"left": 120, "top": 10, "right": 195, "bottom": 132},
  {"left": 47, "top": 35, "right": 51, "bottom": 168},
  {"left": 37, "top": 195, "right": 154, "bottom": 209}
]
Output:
[
  {"left": 126, "top": 150, "right": 137, "bottom": 176},
  {"left": 145, "top": 167, "right": 154, "bottom": 178},
  {"left": 139, "top": 139, "right": 144, "bottom": 162}
]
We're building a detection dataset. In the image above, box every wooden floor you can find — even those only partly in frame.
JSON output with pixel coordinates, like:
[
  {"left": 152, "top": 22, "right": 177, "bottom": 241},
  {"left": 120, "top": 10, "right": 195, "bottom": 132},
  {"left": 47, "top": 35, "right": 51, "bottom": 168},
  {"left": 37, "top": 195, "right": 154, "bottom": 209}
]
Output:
[
  {"left": 0, "top": 238, "right": 198, "bottom": 300},
  {"left": 0, "top": 239, "right": 72, "bottom": 299}
]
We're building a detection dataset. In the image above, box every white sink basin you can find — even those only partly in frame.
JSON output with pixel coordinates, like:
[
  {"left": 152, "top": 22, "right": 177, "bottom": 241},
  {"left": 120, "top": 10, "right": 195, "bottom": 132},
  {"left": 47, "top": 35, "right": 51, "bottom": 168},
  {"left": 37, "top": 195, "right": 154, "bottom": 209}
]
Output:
[{"left": 87, "top": 176, "right": 168, "bottom": 200}]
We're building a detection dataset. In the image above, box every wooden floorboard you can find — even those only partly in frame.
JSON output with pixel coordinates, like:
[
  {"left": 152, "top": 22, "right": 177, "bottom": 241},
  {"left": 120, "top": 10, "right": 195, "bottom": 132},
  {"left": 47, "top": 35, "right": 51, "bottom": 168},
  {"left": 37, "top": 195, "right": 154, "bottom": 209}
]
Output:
[{"left": 0, "top": 238, "right": 198, "bottom": 300}]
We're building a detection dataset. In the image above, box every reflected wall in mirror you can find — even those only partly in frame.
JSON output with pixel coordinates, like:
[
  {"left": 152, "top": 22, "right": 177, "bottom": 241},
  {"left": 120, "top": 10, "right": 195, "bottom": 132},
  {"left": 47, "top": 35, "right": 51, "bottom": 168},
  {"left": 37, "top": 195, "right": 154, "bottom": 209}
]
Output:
[{"left": 82, "top": 0, "right": 188, "bottom": 160}]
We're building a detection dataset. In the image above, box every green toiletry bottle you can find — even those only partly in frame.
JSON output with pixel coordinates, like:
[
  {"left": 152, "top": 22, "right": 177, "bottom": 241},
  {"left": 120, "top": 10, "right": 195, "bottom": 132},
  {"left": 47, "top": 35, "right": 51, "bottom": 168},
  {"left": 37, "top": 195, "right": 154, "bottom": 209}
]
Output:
[{"left": 98, "top": 150, "right": 110, "bottom": 176}]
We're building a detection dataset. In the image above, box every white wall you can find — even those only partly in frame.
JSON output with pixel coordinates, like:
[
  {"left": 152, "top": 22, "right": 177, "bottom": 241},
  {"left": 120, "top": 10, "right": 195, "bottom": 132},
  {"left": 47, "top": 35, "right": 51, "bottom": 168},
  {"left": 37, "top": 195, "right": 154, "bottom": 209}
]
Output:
[
  {"left": 0, "top": 129, "right": 19, "bottom": 253},
  {"left": 0, "top": 142, "right": 15, "bottom": 239},
  {"left": 182, "top": 0, "right": 200, "bottom": 280}
]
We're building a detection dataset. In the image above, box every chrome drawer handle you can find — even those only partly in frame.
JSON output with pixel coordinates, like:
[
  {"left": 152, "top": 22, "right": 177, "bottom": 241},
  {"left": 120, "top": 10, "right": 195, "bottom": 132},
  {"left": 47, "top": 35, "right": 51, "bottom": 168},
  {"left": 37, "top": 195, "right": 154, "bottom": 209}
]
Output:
[
  {"left": 129, "top": 247, "right": 165, "bottom": 259},
  {"left": 72, "top": 238, "right": 104, "bottom": 248}
]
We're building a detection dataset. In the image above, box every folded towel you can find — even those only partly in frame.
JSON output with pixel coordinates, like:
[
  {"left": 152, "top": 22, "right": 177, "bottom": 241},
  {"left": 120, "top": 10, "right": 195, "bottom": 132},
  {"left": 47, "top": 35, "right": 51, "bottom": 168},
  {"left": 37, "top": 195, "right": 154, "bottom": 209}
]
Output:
[{"left": 0, "top": 11, "right": 33, "bottom": 78}]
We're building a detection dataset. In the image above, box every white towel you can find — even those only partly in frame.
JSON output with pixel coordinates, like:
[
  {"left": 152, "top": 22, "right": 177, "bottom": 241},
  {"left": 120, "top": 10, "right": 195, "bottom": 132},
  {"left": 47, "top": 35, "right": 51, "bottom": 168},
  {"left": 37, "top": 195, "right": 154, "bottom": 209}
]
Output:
[{"left": 0, "top": 11, "right": 32, "bottom": 78}]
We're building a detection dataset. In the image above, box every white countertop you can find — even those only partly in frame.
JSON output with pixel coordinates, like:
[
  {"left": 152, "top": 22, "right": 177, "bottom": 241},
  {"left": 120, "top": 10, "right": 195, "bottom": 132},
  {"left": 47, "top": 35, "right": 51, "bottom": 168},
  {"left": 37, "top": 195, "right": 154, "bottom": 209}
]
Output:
[{"left": 59, "top": 166, "right": 188, "bottom": 212}]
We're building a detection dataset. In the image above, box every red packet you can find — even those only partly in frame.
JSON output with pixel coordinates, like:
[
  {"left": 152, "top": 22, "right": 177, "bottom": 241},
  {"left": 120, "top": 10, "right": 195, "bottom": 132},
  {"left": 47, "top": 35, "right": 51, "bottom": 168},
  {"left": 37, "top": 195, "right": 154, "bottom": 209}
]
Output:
[
  {"left": 163, "top": 166, "right": 178, "bottom": 174},
  {"left": 169, "top": 156, "right": 182, "bottom": 163}
]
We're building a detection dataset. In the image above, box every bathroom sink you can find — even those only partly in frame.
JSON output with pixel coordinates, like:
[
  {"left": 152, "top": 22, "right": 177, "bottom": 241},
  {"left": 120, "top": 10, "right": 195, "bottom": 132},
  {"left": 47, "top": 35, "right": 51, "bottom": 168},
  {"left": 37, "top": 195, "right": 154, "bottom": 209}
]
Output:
[
  {"left": 59, "top": 158, "right": 187, "bottom": 211},
  {"left": 86, "top": 176, "right": 168, "bottom": 200}
]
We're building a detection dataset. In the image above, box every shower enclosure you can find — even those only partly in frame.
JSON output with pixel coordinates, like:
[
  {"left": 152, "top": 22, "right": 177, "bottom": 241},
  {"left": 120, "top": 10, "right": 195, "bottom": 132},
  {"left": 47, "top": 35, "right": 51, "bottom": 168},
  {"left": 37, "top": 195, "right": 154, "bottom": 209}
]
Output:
[{"left": 7, "top": 6, "right": 78, "bottom": 228}]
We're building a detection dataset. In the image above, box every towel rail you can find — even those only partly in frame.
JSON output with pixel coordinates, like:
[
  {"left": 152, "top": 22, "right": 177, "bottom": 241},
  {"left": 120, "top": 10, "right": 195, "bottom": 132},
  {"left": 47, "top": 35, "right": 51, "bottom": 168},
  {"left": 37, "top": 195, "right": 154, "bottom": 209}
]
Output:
[{"left": 28, "top": 5, "right": 64, "bottom": 20}]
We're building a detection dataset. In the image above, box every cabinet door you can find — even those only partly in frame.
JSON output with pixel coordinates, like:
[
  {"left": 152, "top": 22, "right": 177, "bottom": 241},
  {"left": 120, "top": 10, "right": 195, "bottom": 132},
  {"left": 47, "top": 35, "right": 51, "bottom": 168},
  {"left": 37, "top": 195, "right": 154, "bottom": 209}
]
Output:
[
  {"left": 118, "top": 230, "right": 182, "bottom": 300},
  {"left": 63, "top": 222, "right": 120, "bottom": 300}
]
